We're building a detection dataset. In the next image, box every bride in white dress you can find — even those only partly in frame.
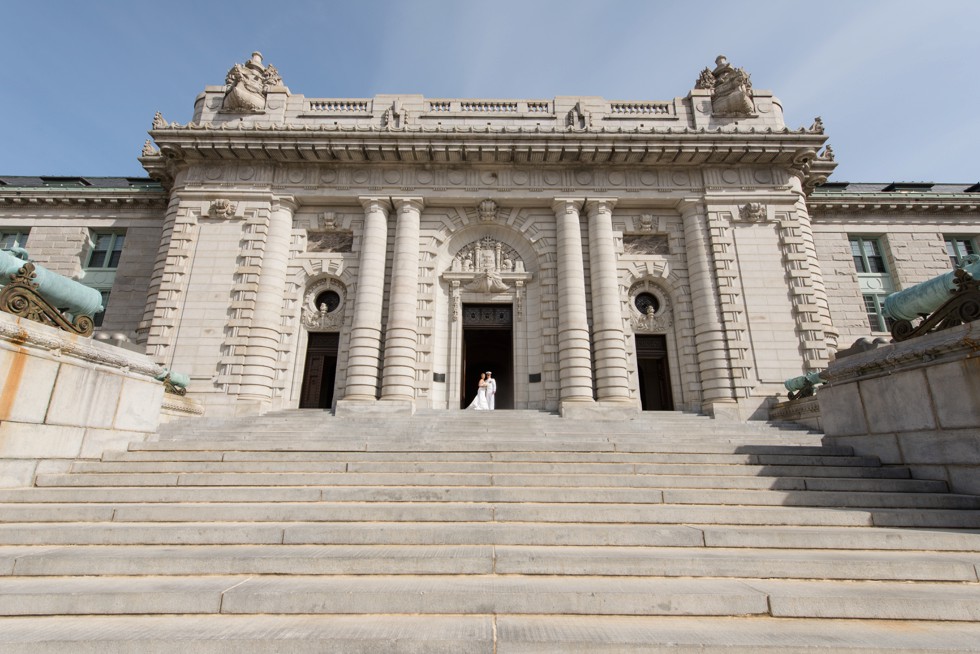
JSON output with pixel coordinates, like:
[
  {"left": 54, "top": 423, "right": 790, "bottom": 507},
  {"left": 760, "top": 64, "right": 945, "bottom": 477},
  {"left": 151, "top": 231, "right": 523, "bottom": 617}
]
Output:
[{"left": 466, "top": 373, "right": 490, "bottom": 410}]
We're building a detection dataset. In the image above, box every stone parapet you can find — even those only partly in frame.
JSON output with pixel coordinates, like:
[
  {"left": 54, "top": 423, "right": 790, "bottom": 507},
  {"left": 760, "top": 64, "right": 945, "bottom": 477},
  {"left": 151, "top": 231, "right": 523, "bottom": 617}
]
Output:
[{"left": 818, "top": 321, "right": 980, "bottom": 494}]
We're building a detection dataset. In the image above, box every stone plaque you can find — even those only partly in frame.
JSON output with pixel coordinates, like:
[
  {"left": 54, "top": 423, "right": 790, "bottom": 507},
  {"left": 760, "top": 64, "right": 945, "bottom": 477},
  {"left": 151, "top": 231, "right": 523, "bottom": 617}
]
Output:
[{"left": 623, "top": 234, "right": 669, "bottom": 256}]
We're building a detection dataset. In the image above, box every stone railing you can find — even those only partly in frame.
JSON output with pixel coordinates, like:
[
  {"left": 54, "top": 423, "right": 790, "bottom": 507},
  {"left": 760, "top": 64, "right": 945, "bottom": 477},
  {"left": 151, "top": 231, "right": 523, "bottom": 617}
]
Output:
[
  {"left": 308, "top": 99, "right": 372, "bottom": 113},
  {"left": 608, "top": 101, "right": 673, "bottom": 116}
]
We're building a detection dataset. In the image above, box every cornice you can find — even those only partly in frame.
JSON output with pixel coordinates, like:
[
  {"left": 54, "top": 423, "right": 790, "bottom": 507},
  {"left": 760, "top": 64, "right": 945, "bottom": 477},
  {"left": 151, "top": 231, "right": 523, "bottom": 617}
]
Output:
[
  {"left": 143, "top": 124, "right": 831, "bottom": 169},
  {"left": 0, "top": 187, "right": 167, "bottom": 209},
  {"left": 809, "top": 193, "right": 980, "bottom": 214}
]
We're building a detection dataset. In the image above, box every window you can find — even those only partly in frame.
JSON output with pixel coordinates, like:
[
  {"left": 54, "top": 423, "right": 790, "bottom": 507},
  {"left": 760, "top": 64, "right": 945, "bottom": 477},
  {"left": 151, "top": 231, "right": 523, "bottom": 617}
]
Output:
[
  {"left": 0, "top": 230, "right": 29, "bottom": 249},
  {"left": 863, "top": 294, "right": 893, "bottom": 333},
  {"left": 93, "top": 290, "right": 110, "bottom": 328},
  {"left": 849, "top": 236, "right": 894, "bottom": 333},
  {"left": 87, "top": 232, "right": 125, "bottom": 269},
  {"left": 850, "top": 237, "right": 887, "bottom": 273},
  {"left": 945, "top": 236, "right": 977, "bottom": 268}
]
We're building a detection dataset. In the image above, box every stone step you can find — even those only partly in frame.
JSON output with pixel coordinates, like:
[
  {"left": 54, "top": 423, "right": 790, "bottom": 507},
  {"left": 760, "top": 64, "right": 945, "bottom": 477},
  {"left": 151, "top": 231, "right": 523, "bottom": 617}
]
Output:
[
  {"left": 33, "top": 467, "right": 914, "bottom": 490},
  {"left": 4, "top": 487, "right": 978, "bottom": 518},
  {"left": 1, "top": 575, "right": 978, "bottom": 620},
  {"left": 3, "top": 615, "right": 980, "bottom": 653},
  {"left": 75, "top": 456, "right": 886, "bottom": 474},
  {"left": 0, "top": 477, "right": 955, "bottom": 503},
  {"left": 2, "top": 502, "right": 979, "bottom": 528},
  {"left": 4, "top": 522, "right": 979, "bottom": 549},
  {"left": 3, "top": 544, "right": 977, "bottom": 581},
  {"left": 131, "top": 440, "right": 846, "bottom": 455},
  {"left": 7, "top": 614, "right": 980, "bottom": 654},
  {"left": 101, "top": 449, "right": 866, "bottom": 465}
]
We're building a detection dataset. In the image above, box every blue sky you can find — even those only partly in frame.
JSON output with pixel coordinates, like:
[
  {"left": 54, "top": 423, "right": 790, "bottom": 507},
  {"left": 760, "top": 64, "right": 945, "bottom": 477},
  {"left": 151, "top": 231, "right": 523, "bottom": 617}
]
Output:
[{"left": 2, "top": 0, "right": 977, "bottom": 183}]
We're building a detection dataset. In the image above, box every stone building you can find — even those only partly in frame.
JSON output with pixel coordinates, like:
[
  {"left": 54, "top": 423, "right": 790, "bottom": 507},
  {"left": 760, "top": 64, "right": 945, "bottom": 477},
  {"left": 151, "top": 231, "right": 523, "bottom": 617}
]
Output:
[{"left": 1, "top": 53, "right": 977, "bottom": 420}]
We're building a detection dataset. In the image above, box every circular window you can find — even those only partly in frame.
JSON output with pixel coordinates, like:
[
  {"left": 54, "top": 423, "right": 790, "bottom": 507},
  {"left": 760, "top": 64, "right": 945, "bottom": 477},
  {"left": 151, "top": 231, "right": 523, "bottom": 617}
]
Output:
[
  {"left": 634, "top": 292, "right": 660, "bottom": 314},
  {"left": 314, "top": 290, "right": 341, "bottom": 313}
]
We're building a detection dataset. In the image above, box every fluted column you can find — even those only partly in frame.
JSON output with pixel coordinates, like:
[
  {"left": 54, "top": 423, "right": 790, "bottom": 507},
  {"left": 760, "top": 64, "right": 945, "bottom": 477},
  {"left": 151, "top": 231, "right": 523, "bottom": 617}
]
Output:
[
  {"left": 552, "top": 198, "right": 595, "bottom": 403},
  {"left": 585, "top": 198, "right": 632, "bottom": 402},
  {"left": 343, "top": 197, "right": 392, "bottom": 401},
  {"left": 679, "top": 199, "right": 736, "bottom": 410},
  {"left": 381, "top": 197, "right": 424, "bottom": 402},
  {"left": 239, "top": 196, "right": 295, "bottom": 399}
]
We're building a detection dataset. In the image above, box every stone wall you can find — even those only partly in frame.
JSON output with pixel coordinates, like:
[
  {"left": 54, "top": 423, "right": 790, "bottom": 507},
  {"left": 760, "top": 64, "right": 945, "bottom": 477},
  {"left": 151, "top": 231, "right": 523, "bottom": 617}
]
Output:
[{"left": 818, "top": 321, "right": 980, "bottom": 495}]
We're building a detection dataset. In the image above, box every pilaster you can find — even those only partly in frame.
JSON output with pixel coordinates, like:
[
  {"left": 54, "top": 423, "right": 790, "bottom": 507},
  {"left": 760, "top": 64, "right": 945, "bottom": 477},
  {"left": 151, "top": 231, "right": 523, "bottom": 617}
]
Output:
[
  {"left": 679, "top": 199, "right": 737, "bottom": 414},
  {"left": 238, "top": 196, "right": 295, "bottom": 401}
]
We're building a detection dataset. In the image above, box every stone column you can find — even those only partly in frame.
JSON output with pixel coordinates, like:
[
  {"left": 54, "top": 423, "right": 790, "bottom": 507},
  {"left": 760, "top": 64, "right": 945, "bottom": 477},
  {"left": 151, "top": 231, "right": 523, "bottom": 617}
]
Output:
[
  {"left": 552, "top": 198, "right": 595, "bottom": 406},
  {"left": 380, "top": 197, "right": 424, "bottom": 404},
  {"left": 341, "top": 197, "right": 392, "bottom": 402},
  {"left": 585, "top": 198, "right": 633, "bottom": 404},
  {"left": 679, "top": 200, "right": 737, "bottom": 415},
  {"left": 239, "top": 196, "right": 295, "bottom": 400}
]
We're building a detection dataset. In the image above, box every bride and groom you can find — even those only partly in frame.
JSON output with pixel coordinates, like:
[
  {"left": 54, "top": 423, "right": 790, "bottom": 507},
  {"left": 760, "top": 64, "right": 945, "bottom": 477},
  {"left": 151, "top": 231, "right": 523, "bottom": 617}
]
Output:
[{"left": 466, "top": 371, "right": 497, "bottom": 411}]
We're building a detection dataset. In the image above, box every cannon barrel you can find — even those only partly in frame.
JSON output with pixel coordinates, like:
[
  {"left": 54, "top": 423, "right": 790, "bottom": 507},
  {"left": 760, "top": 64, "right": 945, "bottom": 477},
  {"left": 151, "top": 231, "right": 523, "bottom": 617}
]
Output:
[
  {"left": 884, "top": 255, "right": 980, "bottom": 322},
  {"left": 155, "top": 369, "right": 190, "bottom": 389},
  {"left": 1, "top": 249, "right": 104, "bottom": 317},
  {"left": 784, "top": 371, "right": 825, "bottom": 393}
]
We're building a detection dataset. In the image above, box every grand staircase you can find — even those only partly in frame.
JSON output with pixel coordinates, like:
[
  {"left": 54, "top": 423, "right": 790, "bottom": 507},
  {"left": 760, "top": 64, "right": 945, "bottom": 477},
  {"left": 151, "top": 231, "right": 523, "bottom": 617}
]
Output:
[{"left": 2, "top": 409, "right": 980, "bottom": 652}]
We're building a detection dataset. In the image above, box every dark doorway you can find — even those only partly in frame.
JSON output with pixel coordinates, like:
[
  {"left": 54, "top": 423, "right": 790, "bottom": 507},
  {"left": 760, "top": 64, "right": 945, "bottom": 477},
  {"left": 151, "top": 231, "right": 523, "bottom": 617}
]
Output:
[
  {"left": 635, "top": 334, "right": 674, "bottom": 411},
  {"left": 461, "top": 304, "right": 513, "bottom": 409},
  {"left": 300, "top": 332, "right": 339, "bottom": 409}
]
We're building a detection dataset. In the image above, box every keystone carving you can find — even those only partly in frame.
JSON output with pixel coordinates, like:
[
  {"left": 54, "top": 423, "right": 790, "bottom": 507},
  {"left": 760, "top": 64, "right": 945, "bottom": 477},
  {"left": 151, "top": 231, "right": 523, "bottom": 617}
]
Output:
[
  {"left": 208, "top": 199, "right": 237, "bottom": 219},
  {"left": 738, "top": 202, "right": 767, "bottom": 222},
  {"left": 695, "top": 55, "right": 754, "bottom": 117},
  {"left": 222, "top": 52, "right": 285, "bottom": 113},
  {"left": 478, "top": 199, "right": 498, "bottom": 222}
]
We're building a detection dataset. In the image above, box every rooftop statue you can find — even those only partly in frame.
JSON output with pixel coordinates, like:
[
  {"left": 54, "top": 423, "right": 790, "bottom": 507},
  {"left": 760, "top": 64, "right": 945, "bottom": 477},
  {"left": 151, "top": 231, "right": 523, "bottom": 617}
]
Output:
[
  {"left": 222, "top": 52, "right": 286, "bottom": 113},
  {"left": 695, "top": 55, "right": 755, "bottom": 117}
]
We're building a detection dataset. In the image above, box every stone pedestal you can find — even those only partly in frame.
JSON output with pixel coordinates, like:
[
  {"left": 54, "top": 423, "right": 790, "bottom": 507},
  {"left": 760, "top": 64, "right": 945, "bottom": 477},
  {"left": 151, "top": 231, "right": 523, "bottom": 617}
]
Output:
[
  {"left": 818, "top": 321, "right": 980, "bottom": 494},
  {"left": 0, "top": 312, "right": 176, "bottom": 487}
]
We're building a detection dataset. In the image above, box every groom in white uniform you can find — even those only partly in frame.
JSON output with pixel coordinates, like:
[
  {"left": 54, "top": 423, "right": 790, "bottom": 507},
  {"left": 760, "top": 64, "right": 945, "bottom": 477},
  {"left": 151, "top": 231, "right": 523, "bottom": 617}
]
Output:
[{"left": 486, "top": 371, "right": 496, "bottom": 410}]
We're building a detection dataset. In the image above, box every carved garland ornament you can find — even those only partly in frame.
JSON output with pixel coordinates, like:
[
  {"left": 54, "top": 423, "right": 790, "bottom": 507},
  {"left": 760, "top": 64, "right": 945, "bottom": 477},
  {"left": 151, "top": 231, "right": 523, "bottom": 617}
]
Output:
[
  {"left": 628, "top": 280, "right": 673, "bottom": 333},
  {"left": 302, "top": 277, "right": 347, "bottom": 331}
]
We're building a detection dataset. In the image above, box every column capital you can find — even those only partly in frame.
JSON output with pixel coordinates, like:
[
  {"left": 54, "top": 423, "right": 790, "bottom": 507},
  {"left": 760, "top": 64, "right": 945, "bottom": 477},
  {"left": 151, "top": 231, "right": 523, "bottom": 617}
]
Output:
[
  {"left": 676, "top": 198, "right": 706, "bottom": 217},
  {"left": 584, "top": 198, "right": 618, "bottom": 216},
  {"left": 272, "top": 195, "right": 298, "bottom": 212},
  {"left": 392, "top": 197, "right": 425, "bottom": 213},
  {"left": 359, "top": 196, "right": 393, "bottom": 213},
  {"left": 552, "top": 198, "right": 585, "bottom": 214}
]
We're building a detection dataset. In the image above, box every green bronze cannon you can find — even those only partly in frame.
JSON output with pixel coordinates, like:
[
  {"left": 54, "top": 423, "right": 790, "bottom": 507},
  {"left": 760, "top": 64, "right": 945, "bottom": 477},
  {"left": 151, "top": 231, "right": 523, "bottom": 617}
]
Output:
[
  {"left": 784, "top": 371, "right": 825, "bottom": 401},
  {"left": 1, "top": 248, "right": 104, "bottom": 336},
  {"left": 883, "top": 255, "right": 980, "bottom": 341}
]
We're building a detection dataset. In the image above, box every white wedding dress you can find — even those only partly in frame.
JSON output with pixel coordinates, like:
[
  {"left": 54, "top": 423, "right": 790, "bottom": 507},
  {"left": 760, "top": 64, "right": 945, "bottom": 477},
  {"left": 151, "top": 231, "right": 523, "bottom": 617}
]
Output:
[{"left": 466, "top": 383, "right": 490, "bottom": 410}]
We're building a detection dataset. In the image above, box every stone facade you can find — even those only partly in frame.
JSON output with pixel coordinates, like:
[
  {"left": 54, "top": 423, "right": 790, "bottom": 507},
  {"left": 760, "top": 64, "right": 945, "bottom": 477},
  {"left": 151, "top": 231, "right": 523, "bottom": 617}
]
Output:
[{"left": 1, "top": 54, "right": 978, "bottom": 420}]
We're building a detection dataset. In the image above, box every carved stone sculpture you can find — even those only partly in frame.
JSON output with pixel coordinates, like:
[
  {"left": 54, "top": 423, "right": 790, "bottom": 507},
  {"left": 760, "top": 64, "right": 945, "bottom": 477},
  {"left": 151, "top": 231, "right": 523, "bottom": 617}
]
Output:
[
  {"left": 695, "top": 55, "right": 754, "bottom": 117},
  {"left": 442, "top": 236, "right": 532, "bottom": 310},
  {"left": 141, "top": 140, "right": 158, "bottom": 156},
  {"left": 222, "top": 52, "right": 285, "bottom": 113},
  {"left": 566, "top": 102, "right": 591, "bottom": 130}
]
